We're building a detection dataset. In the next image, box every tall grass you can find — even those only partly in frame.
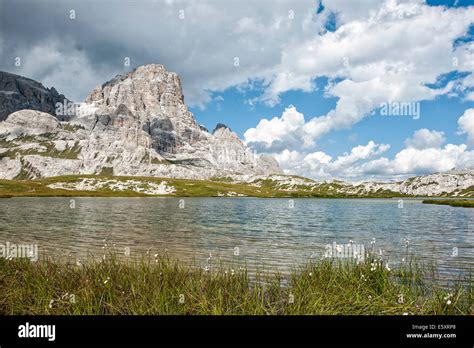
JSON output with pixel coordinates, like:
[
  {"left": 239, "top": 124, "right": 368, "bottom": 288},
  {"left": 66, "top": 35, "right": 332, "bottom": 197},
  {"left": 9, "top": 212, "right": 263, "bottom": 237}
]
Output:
[{"left": 0, "top": 252, "right": 471, "bottom": 315}]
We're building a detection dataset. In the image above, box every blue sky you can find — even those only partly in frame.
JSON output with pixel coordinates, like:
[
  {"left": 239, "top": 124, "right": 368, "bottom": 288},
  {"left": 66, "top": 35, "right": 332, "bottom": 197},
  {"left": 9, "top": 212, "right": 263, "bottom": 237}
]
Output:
[{"left": 2, "top": 0, "right": 474, "bottom": 181}]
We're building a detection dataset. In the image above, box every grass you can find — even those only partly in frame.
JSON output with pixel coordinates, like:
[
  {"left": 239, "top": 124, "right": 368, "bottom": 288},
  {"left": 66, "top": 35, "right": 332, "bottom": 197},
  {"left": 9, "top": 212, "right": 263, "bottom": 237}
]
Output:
[
  {"left": 62, "top": 124, "right": 85, "bottom": 132},
  {"left": 422, "top": 199, "right": 474, "bottom": 208},
  {"left": 0, "top": 132, "right": 82, "bottom": 161},
  {"left": 1, "top": 143, "right": 82, "bottom": 160},
  {"left": 0, "top": 175, "right": 411, "bottom": 198},
  {"left": 0, "top": 252, "right": 471, "bottom": 315},
  {"left": 0, "top": 175, "right": 470, "bottom": 199}
]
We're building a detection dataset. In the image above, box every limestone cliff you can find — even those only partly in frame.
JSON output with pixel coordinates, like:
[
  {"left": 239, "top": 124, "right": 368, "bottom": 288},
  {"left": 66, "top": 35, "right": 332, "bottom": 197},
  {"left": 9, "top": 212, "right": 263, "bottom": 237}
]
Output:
[{"left": 0, "top": 65, "right": 283, "bottom": 180}]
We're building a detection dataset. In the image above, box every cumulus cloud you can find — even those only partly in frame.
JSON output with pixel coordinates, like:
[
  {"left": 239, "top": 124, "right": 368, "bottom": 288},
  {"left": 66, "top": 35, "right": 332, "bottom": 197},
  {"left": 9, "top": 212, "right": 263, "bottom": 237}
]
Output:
[
  {"left": 269, "top": 113, "right": 474, "bottom": 181},
  {"left": 274, "top": 140, "right": 391, "bottom": 179},
  {"left": 244, "top": 106, "right": 306, "bottom": 152},
  {"left": 242, "top": 1, "right": 474, "bottom": 150},
  {"left": 404, "top": 129, "right": 445, "bottom": 149},
  {"left": 273, "top": 149, "right": 305, "bottom": 171},
  {"left": 458, "top": 108, "right": 474, "bottom": 146},
  {"left": 276, "top": 142, "right": 474, "bottom": 181},
  {"left": 360, "top": 144, "right": 473, "bottom": 177},
  {"left": 259, "top": 1, "right": 474, "bottom": 144}
]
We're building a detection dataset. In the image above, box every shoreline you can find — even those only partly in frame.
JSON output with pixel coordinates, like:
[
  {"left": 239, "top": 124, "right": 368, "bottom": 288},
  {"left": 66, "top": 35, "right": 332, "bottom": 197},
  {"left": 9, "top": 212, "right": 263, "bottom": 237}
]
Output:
[{"left": 0, "top": 175, "right": 471, "bottom": 199}]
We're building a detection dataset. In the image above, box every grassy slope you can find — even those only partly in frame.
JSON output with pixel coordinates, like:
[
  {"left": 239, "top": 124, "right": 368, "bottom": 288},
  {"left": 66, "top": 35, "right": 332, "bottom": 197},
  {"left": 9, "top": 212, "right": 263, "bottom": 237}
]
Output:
[
  {"left": 0, "top": 254, "right": 471, "bottom": 315},
  {"left": 422, "top": 199, "right": 474, "bottom": 208},
  {"left": 0, "top": 175, "right": 407, "bottom": 198}
]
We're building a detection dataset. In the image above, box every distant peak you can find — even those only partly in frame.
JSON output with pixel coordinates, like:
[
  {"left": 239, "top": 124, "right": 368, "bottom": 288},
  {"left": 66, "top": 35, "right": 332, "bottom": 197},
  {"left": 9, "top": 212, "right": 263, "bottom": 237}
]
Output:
[{"left": 213, "top": 123, "right": 231, "bottom": 134}]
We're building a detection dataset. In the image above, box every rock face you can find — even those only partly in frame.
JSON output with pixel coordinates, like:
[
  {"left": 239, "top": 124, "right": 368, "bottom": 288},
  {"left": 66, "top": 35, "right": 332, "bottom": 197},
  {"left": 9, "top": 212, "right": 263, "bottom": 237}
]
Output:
[
  {"left": 355, "top": 170, "right": 474, "bottom": 197},
  {"left": 0, "top": 71, "right": 70, "bottom": 122},
  {"left": 243, "top": 171, "right": 474, "bottom": 197},
  {"left": 85, "top": 65, "right": 201, "bottom": 155},
  {"left": 0, "top": 65, "right": 283, "bottom": 180}
]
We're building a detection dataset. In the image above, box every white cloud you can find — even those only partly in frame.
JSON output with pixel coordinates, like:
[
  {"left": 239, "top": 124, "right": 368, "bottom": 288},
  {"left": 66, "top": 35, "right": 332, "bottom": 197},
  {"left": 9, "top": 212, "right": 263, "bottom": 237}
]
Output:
[
  {"left": 273, "top": 149, "right": 305, "bottom": 172},
  {"left": 404, "top": 129, "right": 445, "bottom": 149},
  {"left": 244, "top": 105, "right": 306, "bottom": 152},
  {"left": 244, "top": 104, "right": 393, "bottom": 151},
  {"left": 362, "top": 144, "right": 473, "bottom": 176},
  {"left": 272, "top": 140, "right": 391, "bottom": 180},
  {"left": 259, "top": 1, "right": 474, "bottom": 144},
  {"left": 278, "top": 142, "right": 474, "bottom": 181},
  {"left": 465, "top": 91, "right": 474, "bottom": 101},
  {"left": 458, "top": 108, "right": 474, "bottom": 146},
  {"left": 268, "top": 118, "right": 474, "bottom": 181}
]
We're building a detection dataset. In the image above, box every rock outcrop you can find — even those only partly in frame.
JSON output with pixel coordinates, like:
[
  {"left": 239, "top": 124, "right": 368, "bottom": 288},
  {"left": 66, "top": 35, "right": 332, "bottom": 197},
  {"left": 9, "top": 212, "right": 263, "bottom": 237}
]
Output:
[
  {"left": 1, "top": 110, "right": 60, "bottom": 135},
  {"left": 0, "top": 71, "right": 70, "bottom": 121},
  {"left": 238, "top": 170, "right": 474, "bottom": 197},
  {"left": 354, "top": 170, "right": 474, "bottom": 197},
  {"left": 0, "top": 65, "right": 283, "bottom": 180}
]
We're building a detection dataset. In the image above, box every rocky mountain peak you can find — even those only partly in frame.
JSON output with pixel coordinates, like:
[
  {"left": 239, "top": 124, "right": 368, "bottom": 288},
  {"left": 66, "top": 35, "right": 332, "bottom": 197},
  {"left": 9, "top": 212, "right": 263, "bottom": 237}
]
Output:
[
  {"left": 85, "top": 64, "right": 185, "bottom": 116},
  {"left": 212, "top": 123, "right": 241, "bottom": 144},
  {"left": 0, "top": 71, "right": 70, "bottom": 122},
  {"left": 213, "top": 123, "right": 230, "bottom": 133},
  {"left": 0, "top": 66, "right": 283, "bottom": 180}
]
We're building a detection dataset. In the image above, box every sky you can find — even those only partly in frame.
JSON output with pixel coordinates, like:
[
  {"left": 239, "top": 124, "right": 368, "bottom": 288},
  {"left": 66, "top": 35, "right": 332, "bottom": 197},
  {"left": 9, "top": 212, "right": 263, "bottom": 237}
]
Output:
[{"left": 1, "top": 0, "right": 474, "bottom": 181}]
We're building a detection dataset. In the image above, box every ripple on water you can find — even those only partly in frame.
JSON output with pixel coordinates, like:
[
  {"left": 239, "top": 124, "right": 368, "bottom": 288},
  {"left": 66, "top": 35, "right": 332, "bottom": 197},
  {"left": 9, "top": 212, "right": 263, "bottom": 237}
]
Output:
[{"left": 0, "top": 197, "right": 472, "bottom": 281}]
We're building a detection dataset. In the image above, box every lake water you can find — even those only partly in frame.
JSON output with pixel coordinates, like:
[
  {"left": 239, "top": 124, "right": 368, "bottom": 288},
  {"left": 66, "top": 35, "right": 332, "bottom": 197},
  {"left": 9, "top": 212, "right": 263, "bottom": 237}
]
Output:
[{"left": 0, "top": 197, "right": 472, "bottom": 280}]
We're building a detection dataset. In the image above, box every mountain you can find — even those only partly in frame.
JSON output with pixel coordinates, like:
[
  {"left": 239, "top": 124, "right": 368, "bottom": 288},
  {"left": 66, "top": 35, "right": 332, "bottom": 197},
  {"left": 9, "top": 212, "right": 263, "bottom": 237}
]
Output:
[
  {"left": 0, "top": 65, "right": 282, "bottom": 180},
  {"left": 0, "top": 71, "right": 70, "bottom": 122},
  {"left": 247, "top": 170, "right": 474, "bottom": 197},
  {"left": 353, "top": 170, "right": 474, "bottom": 197}
]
